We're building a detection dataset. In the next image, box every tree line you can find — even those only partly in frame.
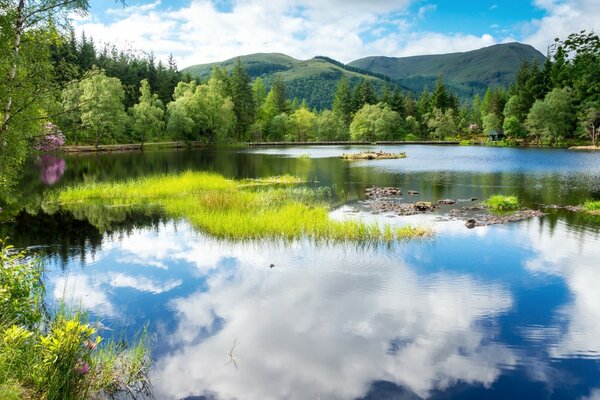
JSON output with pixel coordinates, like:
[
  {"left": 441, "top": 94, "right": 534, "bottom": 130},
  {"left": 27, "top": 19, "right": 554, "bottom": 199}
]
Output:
[{"left": 1, "top": 0, "right": 599, "bottom": 193}]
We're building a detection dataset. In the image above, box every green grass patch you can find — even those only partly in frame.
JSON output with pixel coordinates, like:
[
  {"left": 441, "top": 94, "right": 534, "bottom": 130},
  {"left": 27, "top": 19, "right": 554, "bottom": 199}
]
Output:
[
  {"left": 484, "top": 195, "right": 519, "bottom": 211},
  {"left": 54, "top": 171, "right": 432, "bottom": 242},
  {"left": 583, "top": 200, "right": 600, "bottom": 214}
]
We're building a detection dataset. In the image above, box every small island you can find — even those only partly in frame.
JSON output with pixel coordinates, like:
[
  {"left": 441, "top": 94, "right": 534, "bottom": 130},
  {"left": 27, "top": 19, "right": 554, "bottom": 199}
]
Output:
[{"left": 341, "top": 151, "right": 407, "bottom": 160}]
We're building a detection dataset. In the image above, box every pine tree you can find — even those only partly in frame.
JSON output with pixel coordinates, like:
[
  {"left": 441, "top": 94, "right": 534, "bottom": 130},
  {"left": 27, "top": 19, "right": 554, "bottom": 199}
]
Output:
[
  {"left": 332, "top": 77, "right": 353, "bottom": 125},
  {"left": 230, "top": 59, "right": 256, "bottom": 140}
]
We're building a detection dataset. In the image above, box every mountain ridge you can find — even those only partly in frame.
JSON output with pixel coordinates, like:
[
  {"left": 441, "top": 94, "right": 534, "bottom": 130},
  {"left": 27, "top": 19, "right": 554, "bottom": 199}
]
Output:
[{"left": 182, "top": 42, "right": 545, "bottom": 109}]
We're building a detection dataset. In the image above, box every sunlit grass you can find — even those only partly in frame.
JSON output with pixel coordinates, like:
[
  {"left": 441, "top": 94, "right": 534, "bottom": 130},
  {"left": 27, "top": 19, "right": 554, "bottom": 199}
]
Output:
[
  {"left": 583, "top": 200, "right": 600, "bottom": 214},
  {"left": 484, "top": 195, "right": 519, "bottom": 211},
  {"left": 55, "top": 171, "right": 432, "bottom": 242}
]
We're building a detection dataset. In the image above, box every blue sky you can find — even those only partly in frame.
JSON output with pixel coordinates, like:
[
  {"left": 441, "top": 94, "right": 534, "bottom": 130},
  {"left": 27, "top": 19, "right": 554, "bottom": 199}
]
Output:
[{"left": 75, "top": 0, "right": 599, "bottom": 67}]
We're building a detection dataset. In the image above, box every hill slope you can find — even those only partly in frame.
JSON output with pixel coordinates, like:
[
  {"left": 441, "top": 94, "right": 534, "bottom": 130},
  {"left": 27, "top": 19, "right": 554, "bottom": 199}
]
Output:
[
  {"left": 183, "top": 53, "right": 393, "bottom": 110},
  {"left": 349, "top": 42, "right": 546, "bottom": 98}
]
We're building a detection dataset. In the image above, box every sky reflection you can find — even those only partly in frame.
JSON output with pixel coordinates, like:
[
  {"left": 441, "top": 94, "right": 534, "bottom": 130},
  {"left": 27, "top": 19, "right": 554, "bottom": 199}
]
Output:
[{"left": 46, "top": 214, "right": 600, "bottom": 399}]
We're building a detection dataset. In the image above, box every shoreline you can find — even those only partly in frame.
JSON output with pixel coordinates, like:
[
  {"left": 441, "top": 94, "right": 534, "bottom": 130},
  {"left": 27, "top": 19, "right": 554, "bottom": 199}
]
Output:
[
  {"left": 568, "top": 146, "right": 600, "bottom": 151},
  {"left": 56, "top": 141, "right": 599, "bottom": 154},
  {"left": 58, "top": 140, "right": 462, "bottom": 153}
]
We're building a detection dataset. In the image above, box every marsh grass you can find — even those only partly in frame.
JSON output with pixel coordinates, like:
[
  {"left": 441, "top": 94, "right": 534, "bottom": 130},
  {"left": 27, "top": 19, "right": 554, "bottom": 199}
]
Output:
[
  {"left": 484, "top": 195, "right": 519, "bottom": 212},
  {"left": 55, "top": 171, "right": 432, "bottom": 242},
  {"left": 583, "top": 200, "right": 600, "bottom": 215}
]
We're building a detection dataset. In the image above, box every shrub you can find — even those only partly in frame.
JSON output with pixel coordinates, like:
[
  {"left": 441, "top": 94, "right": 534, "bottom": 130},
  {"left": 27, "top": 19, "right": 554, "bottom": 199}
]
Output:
[
  {"left": 0, "top": 241, "right": 152, "bottom": 399},
  {"left": 484, "top": 195, "right": 519, "bottom": 211}
]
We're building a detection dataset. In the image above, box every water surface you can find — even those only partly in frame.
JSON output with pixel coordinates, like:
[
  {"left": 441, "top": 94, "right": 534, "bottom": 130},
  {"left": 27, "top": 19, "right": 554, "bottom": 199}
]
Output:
[{"left": 2, "top": 145, "right": 600, "bottom": 399}]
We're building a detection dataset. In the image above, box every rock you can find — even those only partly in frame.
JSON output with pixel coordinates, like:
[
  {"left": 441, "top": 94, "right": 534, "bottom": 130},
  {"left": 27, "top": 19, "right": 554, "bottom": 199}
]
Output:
[
  {"left": 437, "top": 199, "right": 456, "bottom": 205},
  {"left": 408, "top": 190, "right": 420, "bottom": 195},
  {"left": 414, "top": 201, "right": 436, "bottom": 212},
  {"left": 364, "top": 186, "right": 403, "bottom": 198},
  {"left": 465, "top": 219, "right": 477, "bottom": 229},
  {"left": 470, "top": 197, "right": 478, "bottom": 201}
]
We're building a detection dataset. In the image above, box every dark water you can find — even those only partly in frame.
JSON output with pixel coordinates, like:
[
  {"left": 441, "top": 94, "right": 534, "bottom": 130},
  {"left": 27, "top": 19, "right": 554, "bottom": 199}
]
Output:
[{"left": 2, "top": 145, "right": 600, "bottom": 400}]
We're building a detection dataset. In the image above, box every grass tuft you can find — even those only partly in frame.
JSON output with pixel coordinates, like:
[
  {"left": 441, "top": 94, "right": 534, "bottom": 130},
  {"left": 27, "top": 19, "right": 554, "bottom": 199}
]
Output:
[
  {"left": 54, "top": 171, "right": 432, "bottom": 243},
  {"left": 583, "top": 200, "right": 600, "bottom": 214},
  {"left": 484, "top": 195, "right": 519, "bottom": 212}
]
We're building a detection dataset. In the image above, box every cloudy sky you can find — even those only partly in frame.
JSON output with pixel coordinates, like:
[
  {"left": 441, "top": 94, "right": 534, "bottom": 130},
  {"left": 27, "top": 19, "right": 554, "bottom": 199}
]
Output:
[{"left": 76, "top": 0, "right": 600, "bottom": 68}]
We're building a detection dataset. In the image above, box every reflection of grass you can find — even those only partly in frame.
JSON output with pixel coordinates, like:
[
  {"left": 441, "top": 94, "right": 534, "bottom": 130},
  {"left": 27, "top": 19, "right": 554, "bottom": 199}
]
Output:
[
  {"left": 55, "top": 171, "right": 432, "bottom": 242},
  {"left": 583, "top": 200, "right": 600, "bottom": 215},
  {"left": 484, "top": 195, "right": 519, "bottom": 211}
]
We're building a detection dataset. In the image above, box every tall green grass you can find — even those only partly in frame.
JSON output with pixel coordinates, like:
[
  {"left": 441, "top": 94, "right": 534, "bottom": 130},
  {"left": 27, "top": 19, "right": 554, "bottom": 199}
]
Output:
[
  {"left": 484, "top": 195, "right": 519, "bottom": 211},
  {"left": 55, "top": 171, "right": 432, "bottom": 242},
  {"left": 583, "top": 200, "right": 600, "bottom": 214}
]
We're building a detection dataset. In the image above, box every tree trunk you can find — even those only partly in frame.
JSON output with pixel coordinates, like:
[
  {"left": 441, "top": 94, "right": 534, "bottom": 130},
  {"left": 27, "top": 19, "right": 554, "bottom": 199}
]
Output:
[{"left": 1, "top": 0, "right": 26, "bottom": 137}]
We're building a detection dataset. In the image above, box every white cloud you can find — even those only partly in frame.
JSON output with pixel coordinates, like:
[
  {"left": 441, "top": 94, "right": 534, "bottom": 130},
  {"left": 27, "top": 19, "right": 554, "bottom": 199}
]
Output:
[
  {"left": 73, "top": 0, "right": 600, "bottom": 69},
  {"left": 523, "top": 0, "right": 600, "bottom": 53},
  {"left": 417, "top": 4, "right": 437, "bottom": 19}
]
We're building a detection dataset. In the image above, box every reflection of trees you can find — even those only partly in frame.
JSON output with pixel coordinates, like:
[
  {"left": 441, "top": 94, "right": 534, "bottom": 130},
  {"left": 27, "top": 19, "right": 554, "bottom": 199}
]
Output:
[{"left": 0, "top": 207, "right": 166, "bottom": 267}]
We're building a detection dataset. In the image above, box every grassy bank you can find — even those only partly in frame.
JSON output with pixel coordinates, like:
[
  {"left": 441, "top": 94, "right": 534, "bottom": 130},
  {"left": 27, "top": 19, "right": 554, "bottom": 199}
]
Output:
[
  {"left": 54, "top": 171, "right": 432, "bottom": 242},
  {"left": 583, "top": 200, "right": 600, "bottom": 214},
  {"left": 484, "top": 195, "right": 519, "bottom": 211},
  {"left": 0, "top": 242, "right": 151, "bottom": 399}
]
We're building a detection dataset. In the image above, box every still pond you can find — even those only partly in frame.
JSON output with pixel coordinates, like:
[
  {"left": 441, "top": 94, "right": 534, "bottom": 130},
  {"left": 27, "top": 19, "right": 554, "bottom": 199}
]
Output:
[{"left": 2, "top": 145, "right": 600, "bottom": 399}]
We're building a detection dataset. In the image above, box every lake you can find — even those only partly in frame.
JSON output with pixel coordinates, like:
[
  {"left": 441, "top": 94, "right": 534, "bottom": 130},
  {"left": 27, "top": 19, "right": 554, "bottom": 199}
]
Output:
[{"left": 2, "top": 145, "right": 600, "bottom": 399}]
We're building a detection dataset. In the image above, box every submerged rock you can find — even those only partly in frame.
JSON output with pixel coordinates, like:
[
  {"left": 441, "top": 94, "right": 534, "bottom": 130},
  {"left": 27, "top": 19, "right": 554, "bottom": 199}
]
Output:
[{"left": 437, "top": 199, "right": 456, "bottom": 205}]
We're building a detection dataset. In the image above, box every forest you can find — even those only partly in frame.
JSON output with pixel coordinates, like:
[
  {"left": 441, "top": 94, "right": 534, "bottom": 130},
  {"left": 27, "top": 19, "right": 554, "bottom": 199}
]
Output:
[{"left": 1, "top": 1, "right": 600, "bottom": 191}]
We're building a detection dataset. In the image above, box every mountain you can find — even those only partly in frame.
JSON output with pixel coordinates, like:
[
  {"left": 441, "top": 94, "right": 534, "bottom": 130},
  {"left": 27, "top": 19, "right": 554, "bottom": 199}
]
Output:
[
  {"left": 183, "top": 53, "right": 395, "bottom": 110},
  {"left": 182, "top": 43, "right": 546, "bottom": 109},
  {"left": 348, "top": 42, "right": 546, "bottom": 98}
]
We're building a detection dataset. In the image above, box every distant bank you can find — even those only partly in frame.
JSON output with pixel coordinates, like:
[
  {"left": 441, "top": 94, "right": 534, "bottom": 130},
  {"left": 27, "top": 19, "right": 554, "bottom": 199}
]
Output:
[{"left": 58, "top": 141, "right": 462, "bottom": 153}]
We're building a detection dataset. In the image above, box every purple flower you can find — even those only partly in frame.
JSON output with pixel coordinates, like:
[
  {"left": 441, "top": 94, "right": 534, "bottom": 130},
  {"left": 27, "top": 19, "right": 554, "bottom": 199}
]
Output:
[
  {"left": 76, "top": 361, "right": 90, "bottom": 375},
  {"left": 36, "top": 154, "right": 66, "bottom": 185},
  {"left": 34, "top": 122, "right": 65, "bottom": 152}
]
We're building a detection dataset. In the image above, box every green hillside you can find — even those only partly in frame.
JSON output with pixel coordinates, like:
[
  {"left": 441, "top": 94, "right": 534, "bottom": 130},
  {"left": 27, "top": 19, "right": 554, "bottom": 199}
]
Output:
[
  {"left": 183, "top": 53, "right": 392, "bottom": 110},
  {"left": 349, "top": 42, "right": 546, "bottom": 98}
]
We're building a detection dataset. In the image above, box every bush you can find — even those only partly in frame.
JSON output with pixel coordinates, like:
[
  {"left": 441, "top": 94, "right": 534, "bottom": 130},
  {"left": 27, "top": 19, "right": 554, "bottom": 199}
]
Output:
[
  {"left": 484, "top": 195, "right": 519, "bottom": 211},
  {"left": 0, "top": 241, "right": 152, "bottom": 399}
]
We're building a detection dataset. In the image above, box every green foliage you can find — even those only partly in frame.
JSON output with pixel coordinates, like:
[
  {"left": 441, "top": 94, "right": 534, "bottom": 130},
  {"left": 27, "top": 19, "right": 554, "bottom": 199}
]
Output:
[
  {"left": 427, "top": 108, "right": 457, "bottom": 140},
  {"left": 55, "top": 171, "right": 433, "bottom": 242},
  {"left": 0, "top": 242, "right": 152, "bottom": 399},
  {"left": 286, "top": 108, "right": 317, "bottom": 142},
  {"left": 503, "top": 115, "right": 527, "bottom": 138},
  {"left": 166, "top": 75, "right": 235, "bottom": 143},
  {"left": 315, "top": 110, "right": 348, "bottom": 141},
  {"left": 350, "top": 103, "right": 402, "bottom": 141},
  {"left": 332, "top": 77, "right": 353, "bottom": 126},
  {"left": 0, "top": 243, "right": 44, "bottom": 329},
  {"left": 483, "top": 113, "right": 502, "bottom": 135},
  {"left": 484, "top": 195, "right": 519, "bottom": 211},
  {"left": 230, "top": 59, "right": 256, "bottom": 140},
  {"left": 261, "top": 75, "right": 288, "bottom": 121},
  {"left": 60, "top": 69, "right": 129, "bottom": 147},
  {"left": 130, "top": 80, "right": 165, "bottom": 144},
  {"left": 583, "top": 201, "right": 600, "bottom": 213},
  {"left": 525, "top": 87, "right": 576, "bottom": 144}
]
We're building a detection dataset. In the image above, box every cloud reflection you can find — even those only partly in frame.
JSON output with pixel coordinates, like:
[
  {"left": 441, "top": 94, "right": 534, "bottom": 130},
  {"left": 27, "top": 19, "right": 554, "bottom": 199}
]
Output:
[
  {"left": 150, "top": 238, "right": 515, "bottom": 399},
  {"left": 522, "top": 220, "right": 600, "bottom": 359}
]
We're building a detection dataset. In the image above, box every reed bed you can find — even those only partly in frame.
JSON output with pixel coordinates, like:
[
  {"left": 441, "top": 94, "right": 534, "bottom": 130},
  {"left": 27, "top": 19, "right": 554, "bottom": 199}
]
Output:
[{"left": 55, "top": 171, "right": 432, "bottom": 242}]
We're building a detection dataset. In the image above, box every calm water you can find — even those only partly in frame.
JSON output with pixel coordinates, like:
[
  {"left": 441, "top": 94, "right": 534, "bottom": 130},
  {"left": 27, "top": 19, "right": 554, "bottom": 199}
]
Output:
[{"left": 2, "top": 145, "right": 600, "bottom": 399}]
